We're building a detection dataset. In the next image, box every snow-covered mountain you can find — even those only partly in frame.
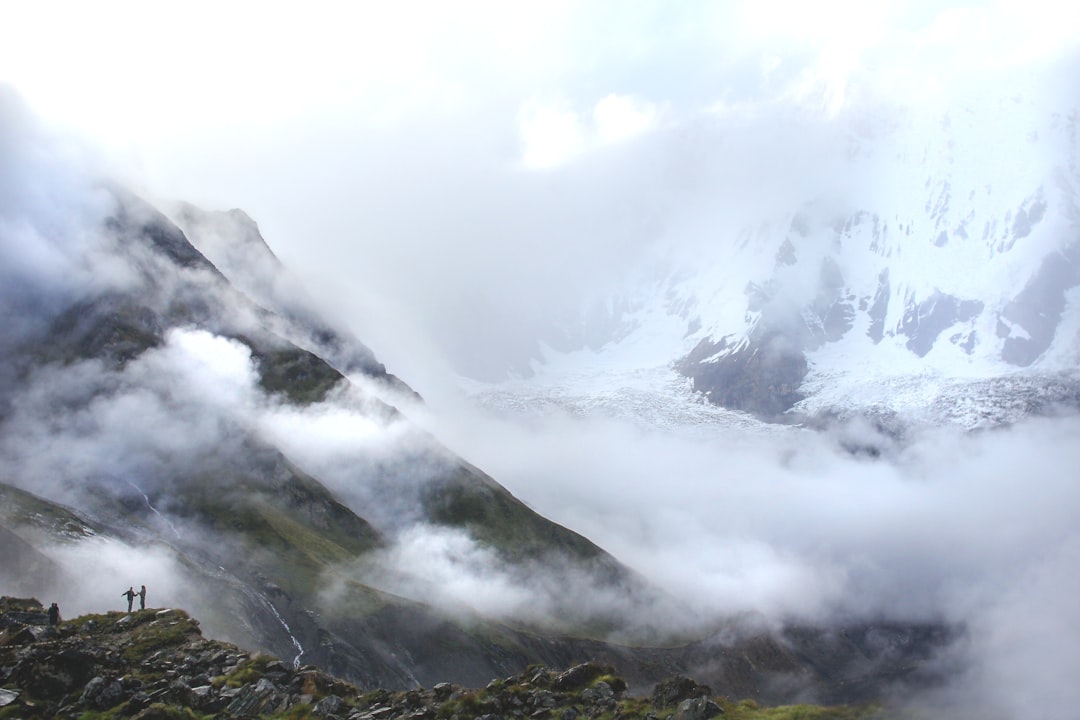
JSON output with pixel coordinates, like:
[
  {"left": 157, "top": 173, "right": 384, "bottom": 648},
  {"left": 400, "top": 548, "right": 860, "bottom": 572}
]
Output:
[{"left": 471, "top": 78, "right": 1080, "bottom": 428}]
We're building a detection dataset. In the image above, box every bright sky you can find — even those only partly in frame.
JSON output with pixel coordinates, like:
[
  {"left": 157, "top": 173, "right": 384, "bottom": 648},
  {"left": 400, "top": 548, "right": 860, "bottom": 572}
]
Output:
[{"left": 6, "top": 1, "right": 1077, "bottom": 167}]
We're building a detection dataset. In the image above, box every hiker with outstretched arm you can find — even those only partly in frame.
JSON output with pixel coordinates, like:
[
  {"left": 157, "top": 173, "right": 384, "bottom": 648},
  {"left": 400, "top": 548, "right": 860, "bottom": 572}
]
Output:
[{"left": 122, "top": 586, "right": 136, "bottom": 612}]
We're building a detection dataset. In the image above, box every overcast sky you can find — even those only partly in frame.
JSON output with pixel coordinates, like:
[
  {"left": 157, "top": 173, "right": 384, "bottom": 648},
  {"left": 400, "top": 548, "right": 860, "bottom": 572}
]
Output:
[{"left": 4, "top": 0, "right": 1079, "bottom": 388}]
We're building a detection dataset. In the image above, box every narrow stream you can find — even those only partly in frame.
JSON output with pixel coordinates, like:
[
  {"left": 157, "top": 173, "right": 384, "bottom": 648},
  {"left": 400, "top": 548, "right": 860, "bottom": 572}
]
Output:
[
  {"left": 263, "top": 596, "right": 305, "bottom": 670},
  {"left": 126, "top": 480, "right": 182, "bottom": 539}
]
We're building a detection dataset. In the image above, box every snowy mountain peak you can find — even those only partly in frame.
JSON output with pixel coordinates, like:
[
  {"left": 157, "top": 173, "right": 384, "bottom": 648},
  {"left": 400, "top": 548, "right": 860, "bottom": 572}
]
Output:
[{"left": 498, "top": 87, "right": 1080, "bottom": 423}]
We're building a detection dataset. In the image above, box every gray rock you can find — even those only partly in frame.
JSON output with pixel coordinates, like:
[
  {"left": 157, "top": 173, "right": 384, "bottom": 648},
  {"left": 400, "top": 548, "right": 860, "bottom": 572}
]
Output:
[
  {"left": 226, "top": 677, "right": 282, "bottom": 716},
  {"left": 651, "top": 676, "right": 712, "bottom": 709},
  {"left": 673, "top": 697, "right": 723, "bottom": 720},
  {"left": 190, "top": 684, "right": 214, "bottom": 708},
  {"left": 79, "top": 676, "right": 106, "bottom": 705},
  {"left": 97, "top": 679, "right": 127, "bottom": 709},
  {"left": 900, "top": 290, "right": 983, "bottom": 357},
  {"left": 315, "top": 693, "right": 347, "bottom": 718},
  {"left": 533, "top": 690, "right": 557, "bottom": 707},
  {"left": 553, "top": 663, "right": 606, "bottom": 691}
]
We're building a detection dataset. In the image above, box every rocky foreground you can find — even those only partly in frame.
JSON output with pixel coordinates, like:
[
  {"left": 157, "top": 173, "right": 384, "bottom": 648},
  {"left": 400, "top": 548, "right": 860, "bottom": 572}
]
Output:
[{"left": 0, "top": 598, "right": 882, "bottom": 719}]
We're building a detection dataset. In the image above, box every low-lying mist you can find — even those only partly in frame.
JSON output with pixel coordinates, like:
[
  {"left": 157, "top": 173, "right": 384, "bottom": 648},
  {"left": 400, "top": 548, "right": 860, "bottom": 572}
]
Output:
[{"left": 402, "top": 388, "right": 1080, "bottom": 718}]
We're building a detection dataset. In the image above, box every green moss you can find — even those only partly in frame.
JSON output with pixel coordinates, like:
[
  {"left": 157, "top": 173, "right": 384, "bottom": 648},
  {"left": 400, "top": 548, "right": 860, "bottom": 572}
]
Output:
[
  {"left": 422, "top": 465, "right": 607, "bottom": 565},
  {"left": 77, "top": 703, "right": 209, "bottom": 720},
  {"left": 435, "top": 690, "right": 484, "bottom": 719},
  {"left": 120, "top": 613, "right": 201, "bottom": 663},
  {"left": 172, "top": 463, "right": 381, "bottom": 600},
  {"left": 0, "top": 596, "right": 43, "bottom": 613},
  {"left": 719, "top": 699, "right": 885, "bottom": 720},
  {"left": 592, "top": 673, "right": 628, "bottom": 693},
  {"left": 40, "top": 297, "right": 163, "bottom": 367},
  {"left": 271, "top": 706, "right": 319, "bottom": 720},
  {"left": 254, "top": 346, "right": 343, "bottom": 404},
  {"left": 215, "top": 653, "right": 276, "bottom": 689}
]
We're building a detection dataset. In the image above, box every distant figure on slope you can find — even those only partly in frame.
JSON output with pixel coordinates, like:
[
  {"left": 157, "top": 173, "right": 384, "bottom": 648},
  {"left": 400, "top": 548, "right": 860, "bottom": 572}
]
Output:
[
  {"left": 48, "top": 602, "right": 60, "bottom": 626},
  {"left": 122, "top": 586, "right": 136, "bottom": 612},
  {"left": 139, "top": 584, "right": 146, "bottom": 610}
]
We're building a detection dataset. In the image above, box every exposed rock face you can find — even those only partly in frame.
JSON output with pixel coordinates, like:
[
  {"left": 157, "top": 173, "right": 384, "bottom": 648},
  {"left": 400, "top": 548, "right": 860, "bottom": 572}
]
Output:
[
  {"left": 998, "top": 240, "right": 1080, "bottom": 366},
  {"left": 900, "top": 291, "right": 984, "bottom": 358},
  {"left": 677, "top": 332, "right": 807, "bottom": 418},
  {"left": 657, "top": 144, "right": 1078, "bottom": 421}
]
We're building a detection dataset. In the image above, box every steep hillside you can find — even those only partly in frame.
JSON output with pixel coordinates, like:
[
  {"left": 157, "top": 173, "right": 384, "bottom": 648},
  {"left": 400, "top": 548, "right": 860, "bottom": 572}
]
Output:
[{"left": 0, "top": 178, "right": 678, "bottom": 681}]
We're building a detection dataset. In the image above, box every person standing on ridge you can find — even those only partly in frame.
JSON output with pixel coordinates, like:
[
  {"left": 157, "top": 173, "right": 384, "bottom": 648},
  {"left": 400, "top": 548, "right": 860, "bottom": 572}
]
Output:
[
  {"left": 48, "top": 602, "right": 60, "bottom": 626},
  {"left": 122, "top": 586, "right": 136, "bottom": 612},
  {"left": 139, "top": 584, "right": 147, "bottom": 610}
]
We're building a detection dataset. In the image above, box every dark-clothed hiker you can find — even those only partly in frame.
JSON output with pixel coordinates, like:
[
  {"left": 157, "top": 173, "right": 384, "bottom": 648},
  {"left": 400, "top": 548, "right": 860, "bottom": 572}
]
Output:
[
  {"left": 139, "top": 584, "right": 146, "bottom": 610},
  {"left": 122, "top": 586, "right": 136, "bottom": 612},
  {"left": 48, "top": 602, "right": 60, "bottom": 626}
]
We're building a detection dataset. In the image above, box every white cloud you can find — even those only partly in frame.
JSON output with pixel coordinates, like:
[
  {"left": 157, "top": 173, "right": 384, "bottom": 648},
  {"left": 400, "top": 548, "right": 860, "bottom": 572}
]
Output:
[
  {"left": 520, "top": 100, "right": 586, "bottom": 168},
  {"left": 519, "top": 93, "right": 659, "bottom": 168},
  {"left": 593, "top": 94, "right": 657, "bottom": 144}
]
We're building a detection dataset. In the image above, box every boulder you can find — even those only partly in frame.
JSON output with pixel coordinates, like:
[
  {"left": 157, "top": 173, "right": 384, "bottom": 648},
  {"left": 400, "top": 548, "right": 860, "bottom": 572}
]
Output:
[
  {"left": 651, "top": 676, "right": 712, "bottom": 708},
  {"left": 83, "top": 675, "right": 131, "bottom": 706},
  {"left": 553, "top": 662, "right": 609, "bottom": 690},
  {"left": 315, "top": 693, "right": 347, "bottom": 718},
  {"left": 226, "top": 676, "right": 283, "bottom": 716},
  {"left": 0, "top": 625, "right": 36, "bottom": 646},
  {"left": 673, "top": 697, "right": 724, "bottom": 720}
]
